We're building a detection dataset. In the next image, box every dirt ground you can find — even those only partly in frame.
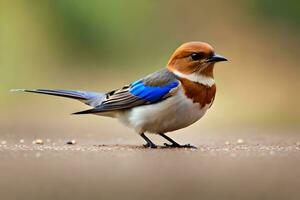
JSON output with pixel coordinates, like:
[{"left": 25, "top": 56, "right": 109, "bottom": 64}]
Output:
[{"left": 1, "top": 130, "right": 300, "bottom": 200}]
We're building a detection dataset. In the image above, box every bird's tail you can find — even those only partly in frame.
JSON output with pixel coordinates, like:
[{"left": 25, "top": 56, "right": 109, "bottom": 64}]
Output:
[{"left": 10, "top": 89, "right": 104, "bottom": 106}]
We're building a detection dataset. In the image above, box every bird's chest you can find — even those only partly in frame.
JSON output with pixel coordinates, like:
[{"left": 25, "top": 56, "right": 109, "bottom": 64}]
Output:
[{"left": 179, "top": 78, "right": 216, "bottom": 108}]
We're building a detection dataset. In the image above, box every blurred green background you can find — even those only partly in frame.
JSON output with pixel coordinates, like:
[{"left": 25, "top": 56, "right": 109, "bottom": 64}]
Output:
[{"left": 1, "top": 0, "right": 299, "bottom": 140}]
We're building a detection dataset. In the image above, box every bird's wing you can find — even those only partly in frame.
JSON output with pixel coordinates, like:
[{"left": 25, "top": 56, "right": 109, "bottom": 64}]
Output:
[{"left": 74, "top": 69, "right": 179, "bottom": 114}]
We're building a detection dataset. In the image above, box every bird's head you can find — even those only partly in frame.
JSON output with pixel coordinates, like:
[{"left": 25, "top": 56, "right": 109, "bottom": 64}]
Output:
[{"left": 167, "top": 42, "right": 227, "bottom": 78}]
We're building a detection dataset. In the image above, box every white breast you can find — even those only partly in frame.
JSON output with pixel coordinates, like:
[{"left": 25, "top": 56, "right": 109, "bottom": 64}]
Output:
[
  {"left": 117, "top": 89, "right": 212, "bottom": 134},
  {"left": 172, "top": 70, "right": 215, "bottom": 87}
]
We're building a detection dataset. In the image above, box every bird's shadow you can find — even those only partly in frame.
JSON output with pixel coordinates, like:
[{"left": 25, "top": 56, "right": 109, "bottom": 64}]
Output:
[{"left": 92, "top": 144, "right": 198, "bottom": 150}]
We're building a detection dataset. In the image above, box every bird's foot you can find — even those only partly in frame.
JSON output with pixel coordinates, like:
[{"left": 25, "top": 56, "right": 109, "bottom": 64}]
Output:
[
  {"left": 143, "top": 142, "right": 157, "bottom": 149},
  {"left": 163, "top": 143, "right": 197, "bottom": 149}
]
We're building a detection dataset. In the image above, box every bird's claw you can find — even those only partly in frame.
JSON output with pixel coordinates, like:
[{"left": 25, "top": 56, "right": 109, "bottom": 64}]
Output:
[
  {"left": 163, "top": 143, "right": 197, "bottom": 149},
  {"left": 143, "top": 143, "right": 157, "bottom": 149}
]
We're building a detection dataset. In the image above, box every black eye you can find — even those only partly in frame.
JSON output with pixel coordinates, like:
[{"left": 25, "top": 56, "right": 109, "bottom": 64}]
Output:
[{"left": 191, "top": 53, "right": 202, "bottom": 61}]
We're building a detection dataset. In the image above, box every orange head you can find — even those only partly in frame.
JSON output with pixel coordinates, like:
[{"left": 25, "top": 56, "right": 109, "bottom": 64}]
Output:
[{"left": 167, "top": 42, "right": 227, "bottom": 77}]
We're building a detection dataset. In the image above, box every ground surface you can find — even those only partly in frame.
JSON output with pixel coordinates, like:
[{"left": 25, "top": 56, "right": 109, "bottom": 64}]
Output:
[{"left": 1, "top": 131, "right": 300, "bottom": 200}]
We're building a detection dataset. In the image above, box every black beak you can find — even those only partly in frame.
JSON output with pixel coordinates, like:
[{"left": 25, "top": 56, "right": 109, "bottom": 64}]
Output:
[{"left": 207, "top": 54, "right": 228, "bottom": 63}]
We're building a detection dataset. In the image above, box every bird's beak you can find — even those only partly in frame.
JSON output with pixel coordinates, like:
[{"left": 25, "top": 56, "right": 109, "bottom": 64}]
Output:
[{"left": 207, "top": 54, "right": 228, "bottom": 63}]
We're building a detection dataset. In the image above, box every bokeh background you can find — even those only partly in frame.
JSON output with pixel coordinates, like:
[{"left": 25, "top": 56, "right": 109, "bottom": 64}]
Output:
[
  {"left": 1, "top": 0, "right": 299, "bottom": 141},
  {"left": 1, "top": 1, "right": 300, "bottom": 200}
]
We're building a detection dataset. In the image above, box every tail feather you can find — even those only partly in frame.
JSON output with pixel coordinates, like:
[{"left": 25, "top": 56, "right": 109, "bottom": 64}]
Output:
[{"left": 11, "top": 89, "right": 103, "bottom": 106}]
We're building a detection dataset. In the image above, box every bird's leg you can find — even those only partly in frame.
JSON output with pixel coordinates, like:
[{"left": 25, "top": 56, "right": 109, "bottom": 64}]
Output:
[
  {"left": 159, "top": 133, "right": 197, "bottom": 149},
  {"left": 140, "top": 133, "right": 157, "bottom": 148}
]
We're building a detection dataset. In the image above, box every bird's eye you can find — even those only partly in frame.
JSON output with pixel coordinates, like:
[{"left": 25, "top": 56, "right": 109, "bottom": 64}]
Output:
[{"left": 191, "top": 53, "right": 203, "bottom": 61}]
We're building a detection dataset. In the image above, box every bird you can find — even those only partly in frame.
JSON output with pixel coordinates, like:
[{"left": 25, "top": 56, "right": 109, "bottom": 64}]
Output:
[{"left": 12, "top": 42, "right": 227, "bottom": 148}]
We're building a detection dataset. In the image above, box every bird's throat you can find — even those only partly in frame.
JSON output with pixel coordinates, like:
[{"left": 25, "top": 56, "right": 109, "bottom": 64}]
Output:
[
  {"left": 199, "top": 63, "right": 214, "bottom": 78},
  {"left": 174, "top": 64, "right": 216, "bottom": 108}
]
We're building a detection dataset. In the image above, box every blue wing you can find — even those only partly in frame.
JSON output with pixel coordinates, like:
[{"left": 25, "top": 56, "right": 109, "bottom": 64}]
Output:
[
  {"left": 74, "top": 69, "right": 179, "bottom": 114},
  {"left": 130, "top": 80, "right": 179, "bottom": 103}
]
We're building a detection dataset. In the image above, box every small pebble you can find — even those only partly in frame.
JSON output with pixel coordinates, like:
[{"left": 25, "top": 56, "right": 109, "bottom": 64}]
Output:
[
  {"left": 66, "top": 140, "right": 76, "bottom": 145},
  {"left": 34, "top": 139, "right": 44, "bottom": 145},
  {"left": 225, "top": 141, "right": 230, "bottom": 145},
  {"left": 46, "top": 139, "right": 51, "bottom": 143},
  {"left": 1, "top": 141, "right": 7, "bottom": 145},
  {"left": 20, "top": 139, "right": 25, "bottom": 143},
  {"left": 237, "top": 139, "right": 244, "bottom": 144}
]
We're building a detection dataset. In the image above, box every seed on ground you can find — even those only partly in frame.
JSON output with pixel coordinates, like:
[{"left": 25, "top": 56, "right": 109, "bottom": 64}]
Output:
[
  {"left": 34, "top": 139, "right": 44, "bottom": 145},
  {"left": 66, "top": 140, "right": 76, "bottom": 145},
  {"left": 237, "top": 139, "right": 244, "bottom": 144}
]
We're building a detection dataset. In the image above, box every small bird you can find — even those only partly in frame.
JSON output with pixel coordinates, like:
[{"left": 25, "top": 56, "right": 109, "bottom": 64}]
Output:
[{"left": 12, "top": 42, "right": 227, "bottom": 148}]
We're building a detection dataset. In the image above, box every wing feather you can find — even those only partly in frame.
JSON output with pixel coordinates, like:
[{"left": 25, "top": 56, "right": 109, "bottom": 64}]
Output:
[{"left": 73, "top": 69, "right": 179, "bottom": 114}]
